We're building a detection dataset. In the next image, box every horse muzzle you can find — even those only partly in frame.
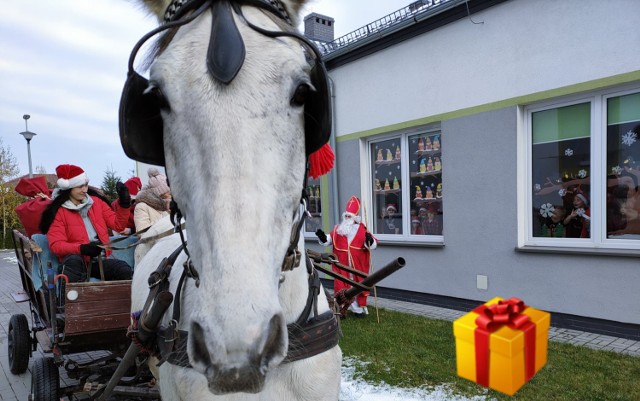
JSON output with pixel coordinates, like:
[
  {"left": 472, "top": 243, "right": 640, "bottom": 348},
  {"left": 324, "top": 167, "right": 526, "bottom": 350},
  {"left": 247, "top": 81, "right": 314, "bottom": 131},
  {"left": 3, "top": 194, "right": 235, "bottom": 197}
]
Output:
[{"left": 189, "top": 312, "right": 287, "bottom": 394}]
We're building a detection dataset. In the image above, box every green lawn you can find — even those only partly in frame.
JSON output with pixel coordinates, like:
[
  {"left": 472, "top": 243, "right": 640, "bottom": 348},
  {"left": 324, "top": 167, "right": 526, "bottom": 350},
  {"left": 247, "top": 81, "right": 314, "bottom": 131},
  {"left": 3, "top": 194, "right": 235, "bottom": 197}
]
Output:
[{"left": 339, "top": 309, "right": 640, "bottom": 401}]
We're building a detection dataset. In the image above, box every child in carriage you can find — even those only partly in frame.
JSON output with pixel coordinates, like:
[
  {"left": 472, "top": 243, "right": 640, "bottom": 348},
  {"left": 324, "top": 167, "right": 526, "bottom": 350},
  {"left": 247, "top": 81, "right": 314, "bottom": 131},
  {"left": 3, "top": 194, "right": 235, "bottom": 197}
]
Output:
[{"left": 39, "top": 164, "right": 133, "bottom": 283}]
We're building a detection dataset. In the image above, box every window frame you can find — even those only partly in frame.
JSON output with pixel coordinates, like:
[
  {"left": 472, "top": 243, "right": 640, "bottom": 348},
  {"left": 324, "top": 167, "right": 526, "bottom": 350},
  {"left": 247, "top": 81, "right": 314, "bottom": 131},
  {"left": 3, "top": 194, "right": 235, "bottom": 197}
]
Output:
[
  {"left": 520, "top": 84, "right": 640, "bottom": 254},
  {"left": 362, "top": 126, "right": 445, "bottom": 246}
]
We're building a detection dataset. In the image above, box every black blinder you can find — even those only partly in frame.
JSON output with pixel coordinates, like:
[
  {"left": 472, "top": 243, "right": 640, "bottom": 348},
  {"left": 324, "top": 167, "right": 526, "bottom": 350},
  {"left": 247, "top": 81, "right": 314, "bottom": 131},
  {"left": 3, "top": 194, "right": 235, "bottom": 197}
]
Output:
[
  {"left": 119, "top": 71, "right": 166, "bottom": 166},
  {"left": 304, "top": 61, "right": 332, "bottom": 156},
  {"left": 118, "top": 0, "right": 333, "bottom": 166}
]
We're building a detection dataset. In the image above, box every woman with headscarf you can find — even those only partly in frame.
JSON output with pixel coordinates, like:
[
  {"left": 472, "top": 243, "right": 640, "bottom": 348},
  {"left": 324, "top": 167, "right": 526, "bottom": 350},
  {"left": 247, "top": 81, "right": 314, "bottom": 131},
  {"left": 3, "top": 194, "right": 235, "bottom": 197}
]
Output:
[{"left": 133, "top": 168, "right": 171, "bottom": 231}]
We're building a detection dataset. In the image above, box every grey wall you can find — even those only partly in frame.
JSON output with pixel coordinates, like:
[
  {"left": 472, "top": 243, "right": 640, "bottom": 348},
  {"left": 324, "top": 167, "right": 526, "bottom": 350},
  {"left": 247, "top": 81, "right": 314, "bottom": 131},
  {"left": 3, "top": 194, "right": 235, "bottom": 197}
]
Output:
[
  {"left": 323, "top": 107, "right": 640, "bottom": 325},
  {"left": 312, "top": 0, "right": 640, "bottom": 325}
]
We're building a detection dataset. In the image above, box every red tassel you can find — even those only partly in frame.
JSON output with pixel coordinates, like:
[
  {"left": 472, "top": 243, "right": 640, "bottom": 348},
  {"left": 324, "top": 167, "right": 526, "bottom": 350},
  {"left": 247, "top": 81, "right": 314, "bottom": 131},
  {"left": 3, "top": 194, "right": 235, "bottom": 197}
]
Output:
[{"left": 309, "top": 143, "right": 335, "bottom": 179}]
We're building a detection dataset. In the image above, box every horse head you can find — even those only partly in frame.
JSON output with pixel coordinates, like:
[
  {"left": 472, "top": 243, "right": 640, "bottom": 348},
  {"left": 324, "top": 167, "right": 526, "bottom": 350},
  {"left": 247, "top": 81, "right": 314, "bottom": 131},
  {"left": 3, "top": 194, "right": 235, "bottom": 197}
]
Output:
[{"left": 121, "top": 0, "right": 331, "bottom": 394}]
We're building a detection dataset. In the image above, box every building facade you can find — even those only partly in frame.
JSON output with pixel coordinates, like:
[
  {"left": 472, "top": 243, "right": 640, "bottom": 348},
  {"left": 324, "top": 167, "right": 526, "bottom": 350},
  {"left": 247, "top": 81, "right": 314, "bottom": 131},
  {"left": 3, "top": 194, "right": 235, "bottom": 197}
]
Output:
[{"left": 305, "top": 0, "right": 640, "bottom": 338}]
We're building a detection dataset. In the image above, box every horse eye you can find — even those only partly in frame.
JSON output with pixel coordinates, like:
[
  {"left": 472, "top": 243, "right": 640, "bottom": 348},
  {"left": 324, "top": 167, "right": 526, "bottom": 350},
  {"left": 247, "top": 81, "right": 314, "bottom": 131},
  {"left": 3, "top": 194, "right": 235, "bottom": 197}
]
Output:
[
  {"left": 290, "top": 83, "right": 310, "bottom": 107},
  {"left": 144, "top": 85, "right": 170, "bottom": 111}
]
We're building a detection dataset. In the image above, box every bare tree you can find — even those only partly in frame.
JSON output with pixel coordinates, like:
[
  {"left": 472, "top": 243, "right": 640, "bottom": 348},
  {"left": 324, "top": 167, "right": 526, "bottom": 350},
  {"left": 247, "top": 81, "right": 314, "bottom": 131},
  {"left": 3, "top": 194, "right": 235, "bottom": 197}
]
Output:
[{"left": 0, "top": 139, "right": 21, "bottom": 245}]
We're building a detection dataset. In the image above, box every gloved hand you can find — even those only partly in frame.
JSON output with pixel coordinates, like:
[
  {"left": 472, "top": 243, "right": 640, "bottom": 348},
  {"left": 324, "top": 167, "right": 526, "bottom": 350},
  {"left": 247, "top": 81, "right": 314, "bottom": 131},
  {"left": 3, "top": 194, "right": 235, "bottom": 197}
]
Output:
[
  {"left": 316, "top": 229, "right": 327, "bottom": 243},
  {"left": 116, "top": 181, "right": 131, "bottom": 208},
  {"left": 365, "top": 232, "right": 374, "bottom": 247},
  {"left": 80, "top": 241, "right": 102, "bottom": 257}
]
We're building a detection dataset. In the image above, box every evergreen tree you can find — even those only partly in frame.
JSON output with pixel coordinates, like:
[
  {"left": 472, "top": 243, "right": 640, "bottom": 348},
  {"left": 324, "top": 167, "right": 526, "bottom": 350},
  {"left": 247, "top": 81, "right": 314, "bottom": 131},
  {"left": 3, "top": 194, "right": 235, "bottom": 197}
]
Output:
[{"left": 101, "top": 167, "right": 121, "bottom": 203}]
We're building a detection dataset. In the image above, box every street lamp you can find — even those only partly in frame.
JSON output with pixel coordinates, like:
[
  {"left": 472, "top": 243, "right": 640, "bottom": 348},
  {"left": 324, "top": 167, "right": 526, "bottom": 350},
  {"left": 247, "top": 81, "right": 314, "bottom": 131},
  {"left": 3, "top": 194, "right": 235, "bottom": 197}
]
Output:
[{"left": 19, "top": 114, "right": 36, "bottom": 178}]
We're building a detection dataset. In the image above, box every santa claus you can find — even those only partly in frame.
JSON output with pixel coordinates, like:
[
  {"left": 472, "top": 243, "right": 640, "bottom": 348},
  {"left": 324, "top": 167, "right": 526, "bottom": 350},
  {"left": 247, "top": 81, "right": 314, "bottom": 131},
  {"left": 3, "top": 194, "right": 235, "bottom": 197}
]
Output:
[{"left": 316, "top": 196, "right": 377, "bottom": 317}]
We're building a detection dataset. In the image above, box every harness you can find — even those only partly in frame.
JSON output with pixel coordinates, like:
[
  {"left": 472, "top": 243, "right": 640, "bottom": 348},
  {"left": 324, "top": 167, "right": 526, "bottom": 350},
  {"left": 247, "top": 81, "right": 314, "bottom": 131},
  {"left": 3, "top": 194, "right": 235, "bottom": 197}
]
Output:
[{"left": 124, "top": 0, "right": 338, "bottom": 366}]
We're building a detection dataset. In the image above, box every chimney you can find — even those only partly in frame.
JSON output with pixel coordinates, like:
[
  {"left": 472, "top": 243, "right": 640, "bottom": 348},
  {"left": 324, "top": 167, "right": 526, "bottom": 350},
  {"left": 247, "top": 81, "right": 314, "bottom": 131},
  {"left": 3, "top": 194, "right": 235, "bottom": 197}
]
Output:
[{"left": 303, "top": 12, "right": 335, "bottom": 43}]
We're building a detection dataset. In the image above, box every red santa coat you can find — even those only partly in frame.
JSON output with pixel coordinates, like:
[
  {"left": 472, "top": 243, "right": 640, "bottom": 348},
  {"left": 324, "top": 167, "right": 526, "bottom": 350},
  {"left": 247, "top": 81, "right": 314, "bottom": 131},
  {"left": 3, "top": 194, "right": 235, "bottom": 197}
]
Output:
[
  {"left": 330, "top": 223, "right": 374, "bottom": 306},
  {"left": 47, "top": 196, "right": 130, "bottom": 263}
]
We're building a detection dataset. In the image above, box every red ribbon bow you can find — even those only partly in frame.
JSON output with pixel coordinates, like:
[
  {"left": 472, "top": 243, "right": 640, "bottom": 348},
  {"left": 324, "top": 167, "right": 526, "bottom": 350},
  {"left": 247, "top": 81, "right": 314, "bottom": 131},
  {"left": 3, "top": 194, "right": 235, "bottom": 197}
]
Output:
[{"left": 472, "top": 297, "right": 536, "bottom": 388}]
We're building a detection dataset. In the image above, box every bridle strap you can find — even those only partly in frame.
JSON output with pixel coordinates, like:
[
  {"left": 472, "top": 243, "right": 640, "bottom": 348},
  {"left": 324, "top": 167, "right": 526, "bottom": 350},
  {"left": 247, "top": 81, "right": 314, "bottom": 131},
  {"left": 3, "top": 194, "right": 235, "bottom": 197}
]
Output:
[{"left": 126, "top": 0, "right": 211, "bottom": 75}]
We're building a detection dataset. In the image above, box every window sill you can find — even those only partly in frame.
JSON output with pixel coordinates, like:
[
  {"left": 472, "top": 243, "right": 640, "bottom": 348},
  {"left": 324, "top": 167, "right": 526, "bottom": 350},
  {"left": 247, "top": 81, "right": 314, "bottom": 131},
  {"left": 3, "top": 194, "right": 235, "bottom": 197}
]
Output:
[
  {"left": 304, "top": 236, "right": 444, "bottom": 248},
  {"left": 516, "top": 245, "right": 640, "bottom": 258}
]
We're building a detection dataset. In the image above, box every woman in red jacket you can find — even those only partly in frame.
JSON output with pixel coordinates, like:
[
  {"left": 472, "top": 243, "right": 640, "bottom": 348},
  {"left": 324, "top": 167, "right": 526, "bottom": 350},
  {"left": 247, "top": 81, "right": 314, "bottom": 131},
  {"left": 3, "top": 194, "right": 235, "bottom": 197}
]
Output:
[{"left": 39, "top": 164, "right": 133, "bottom": 282}]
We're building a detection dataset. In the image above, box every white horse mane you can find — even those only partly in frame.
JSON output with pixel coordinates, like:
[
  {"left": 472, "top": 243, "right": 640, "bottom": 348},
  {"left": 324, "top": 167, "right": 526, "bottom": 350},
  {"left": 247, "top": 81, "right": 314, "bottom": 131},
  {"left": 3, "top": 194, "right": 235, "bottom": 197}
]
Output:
[{"left": 128, "top": 0, "right": 341, "bottom": 399}]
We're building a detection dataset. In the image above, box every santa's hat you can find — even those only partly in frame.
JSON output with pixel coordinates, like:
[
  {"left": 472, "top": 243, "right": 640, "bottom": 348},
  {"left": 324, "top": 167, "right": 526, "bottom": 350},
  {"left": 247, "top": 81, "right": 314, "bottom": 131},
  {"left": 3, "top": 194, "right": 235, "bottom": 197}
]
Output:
[
  {"left": 386, "top": 203, "right": 397, "bottom": 213},
  {"left": 576, "top": 191, "right": 589, "bottom": 207},
  {"left": 55, "top": 164, "right": 88, "bottom": 190},
  {"left": 124, "top": 177, "right": 142, "bottom": 199},
  {"left": 345, "top": 196, "right": 361, "bottom": 216}
]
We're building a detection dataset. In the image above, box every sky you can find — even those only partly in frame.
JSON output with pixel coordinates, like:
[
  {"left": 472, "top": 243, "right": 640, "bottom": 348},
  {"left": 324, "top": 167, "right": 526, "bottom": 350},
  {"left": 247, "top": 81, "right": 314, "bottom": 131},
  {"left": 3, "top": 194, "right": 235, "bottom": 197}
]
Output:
[{"left": 1, "top": 0, "right": 410, "bottom": 185}]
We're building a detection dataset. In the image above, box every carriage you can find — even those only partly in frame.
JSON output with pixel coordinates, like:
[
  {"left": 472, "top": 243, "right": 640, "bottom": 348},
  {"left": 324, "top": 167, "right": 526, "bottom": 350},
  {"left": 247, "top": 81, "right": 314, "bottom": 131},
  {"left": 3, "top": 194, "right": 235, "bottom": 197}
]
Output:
[
  {"left": 9, "top": 229, "right": 158, "bottom": 400},
  {"left": 8, "top": 0, "right": 411, "bottom": 399}
]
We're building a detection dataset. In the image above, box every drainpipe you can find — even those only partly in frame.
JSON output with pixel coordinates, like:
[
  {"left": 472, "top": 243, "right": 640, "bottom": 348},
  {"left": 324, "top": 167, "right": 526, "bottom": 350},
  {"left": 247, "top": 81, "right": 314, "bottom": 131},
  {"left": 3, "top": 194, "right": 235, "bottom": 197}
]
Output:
[{"left": 328, "top": 76, "right": 340, "bottom": 228}]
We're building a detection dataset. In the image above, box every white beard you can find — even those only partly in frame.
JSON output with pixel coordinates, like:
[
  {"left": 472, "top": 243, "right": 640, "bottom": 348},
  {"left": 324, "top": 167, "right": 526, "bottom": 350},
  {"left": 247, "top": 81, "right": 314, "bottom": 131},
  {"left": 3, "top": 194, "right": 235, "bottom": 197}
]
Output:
[{"left": 336, "top": 219, "right": 357, "bottom": 237}]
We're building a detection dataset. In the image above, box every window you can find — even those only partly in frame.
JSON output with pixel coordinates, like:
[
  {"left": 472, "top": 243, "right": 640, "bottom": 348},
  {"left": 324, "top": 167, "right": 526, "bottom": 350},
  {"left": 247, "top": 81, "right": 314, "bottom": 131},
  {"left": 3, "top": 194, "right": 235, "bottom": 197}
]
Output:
[
  {"left": 369, "top": 129, "right": 443, "bottom": 242},
  {"left": 531, "top": 102, "right": 591, "bottom": 239},
  {"left": 524, "top": 87, "right": 640, "bottom": 250},
  {"left": 305, "top": 178, "right": 322, "bottom": 235}
]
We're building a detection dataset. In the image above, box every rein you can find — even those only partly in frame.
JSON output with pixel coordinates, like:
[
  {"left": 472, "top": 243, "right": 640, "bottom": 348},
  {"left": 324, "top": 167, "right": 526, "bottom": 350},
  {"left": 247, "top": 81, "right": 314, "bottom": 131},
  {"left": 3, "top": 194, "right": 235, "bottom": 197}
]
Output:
[
  {"left": 129, "top": 245, "right": 339, "bottom": 367},
  {"left": 126, "top": 0, "right": 338, "bottom": 368}
]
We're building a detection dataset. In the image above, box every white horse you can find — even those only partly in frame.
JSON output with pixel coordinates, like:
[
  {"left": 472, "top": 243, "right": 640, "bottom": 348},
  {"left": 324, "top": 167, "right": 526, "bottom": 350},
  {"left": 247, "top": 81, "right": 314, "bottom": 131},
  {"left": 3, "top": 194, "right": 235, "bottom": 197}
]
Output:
[{"left": 123, "top": 0, "right": 341, "bottom": 400}]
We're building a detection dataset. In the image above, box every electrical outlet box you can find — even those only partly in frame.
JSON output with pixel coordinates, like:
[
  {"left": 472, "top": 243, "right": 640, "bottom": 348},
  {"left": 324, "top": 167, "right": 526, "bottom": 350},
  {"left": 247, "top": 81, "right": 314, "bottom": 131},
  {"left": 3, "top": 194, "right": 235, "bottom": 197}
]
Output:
[{"left": 477, "top": 274, "right": 488, "bottom": 290}]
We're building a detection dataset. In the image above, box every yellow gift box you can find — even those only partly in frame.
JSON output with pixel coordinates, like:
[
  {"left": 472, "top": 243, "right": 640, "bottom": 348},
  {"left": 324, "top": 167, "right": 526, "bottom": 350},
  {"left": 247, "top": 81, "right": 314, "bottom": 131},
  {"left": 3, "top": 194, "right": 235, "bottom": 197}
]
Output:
[{"left": 453, "top": 297, "right": 550, "bottom": 396}]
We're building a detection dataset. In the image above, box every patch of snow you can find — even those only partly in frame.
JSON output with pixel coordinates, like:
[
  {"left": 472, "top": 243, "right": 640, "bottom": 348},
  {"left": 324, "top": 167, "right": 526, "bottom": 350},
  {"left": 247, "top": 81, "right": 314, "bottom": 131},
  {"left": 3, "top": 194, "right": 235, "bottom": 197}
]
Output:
[{"left": 340, "top": 357, "right": 492, "bottom": 401}]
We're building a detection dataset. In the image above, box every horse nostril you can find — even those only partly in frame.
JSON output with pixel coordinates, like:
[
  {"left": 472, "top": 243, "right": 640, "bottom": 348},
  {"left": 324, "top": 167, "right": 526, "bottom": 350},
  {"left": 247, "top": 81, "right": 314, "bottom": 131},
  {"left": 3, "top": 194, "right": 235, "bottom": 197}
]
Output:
[
  {"left": 190, "top": 320, "right": 213, "bottom": 367},
  {"left": 260, "top": 314, "right": 286, "bottom": 372}
]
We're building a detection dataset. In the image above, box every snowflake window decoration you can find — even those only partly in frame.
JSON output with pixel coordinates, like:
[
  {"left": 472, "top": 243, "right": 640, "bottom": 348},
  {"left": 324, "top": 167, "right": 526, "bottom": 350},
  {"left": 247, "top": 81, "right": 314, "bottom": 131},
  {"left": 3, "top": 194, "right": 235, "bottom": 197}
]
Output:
[
  {"left": 558, "top": 188, "right": 567, "bottom": 197},
  {"left": 578, "top": 169, "right": 587, "bottom": 178},
  {"left": 612, "top": 165, "right": 623, "bottom": 175},
  {"left": 534, "top": 183, "right": 541, "bottom": 191},
  {"left": 575, "top": 208, "right": 586, "bottom": 217},
  {"left": 539, "top": 203, "right": 555, "bottom": 218},
  {"left": 565, "top": 148, "right": 574, "bottom": 156},
  {"left": 622, "top": 130, "right": 637, "bottom": 147}
]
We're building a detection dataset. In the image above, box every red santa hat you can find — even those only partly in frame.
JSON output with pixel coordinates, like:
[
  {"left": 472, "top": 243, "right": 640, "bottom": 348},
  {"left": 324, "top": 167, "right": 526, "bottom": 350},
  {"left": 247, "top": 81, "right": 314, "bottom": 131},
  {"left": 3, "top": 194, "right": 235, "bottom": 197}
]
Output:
[
  {"left": 343, "top": 196, "right": 362, "bottom": 223},
  {"left": 345, "top": 196, "right": 361, "bottom": 216},
  {"left": 55, "top": 164, "right": 88, "bottom": 190},
  {"left": 386, "top": 203, "right": 397, "bottom": 213},
  {"left": 124, "top": 177, "right": 142, "bottom": 199},
  {"left": 576, "top": 191, "right": 589, "bottom": 207}
]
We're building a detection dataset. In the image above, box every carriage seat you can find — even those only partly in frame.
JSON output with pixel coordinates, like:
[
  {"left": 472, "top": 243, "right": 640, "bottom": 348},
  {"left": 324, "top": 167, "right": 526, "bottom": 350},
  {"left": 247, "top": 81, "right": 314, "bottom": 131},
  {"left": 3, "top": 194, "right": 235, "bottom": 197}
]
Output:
[{"left": 30, "top": 234, "right": 138, "bottom": 291}]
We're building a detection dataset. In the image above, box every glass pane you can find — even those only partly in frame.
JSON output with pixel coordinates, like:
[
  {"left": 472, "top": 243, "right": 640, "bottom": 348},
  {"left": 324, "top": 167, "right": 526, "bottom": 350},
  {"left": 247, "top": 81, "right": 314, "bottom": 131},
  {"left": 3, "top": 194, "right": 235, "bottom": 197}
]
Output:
[
  {"left": 606, "top": 92, "right": 640, "bottom": 239},
  {"left": 371, "top": 138, "right": 403, "bottom": 235},
  {"left": 305, "top": 179, "right": 322, "bottom": 233},
  {"left": 409, "top": 132, "right": 442, "bottom": 235},
  {"left": 531, "top": 103, "right": 591, "bottom": 238}
]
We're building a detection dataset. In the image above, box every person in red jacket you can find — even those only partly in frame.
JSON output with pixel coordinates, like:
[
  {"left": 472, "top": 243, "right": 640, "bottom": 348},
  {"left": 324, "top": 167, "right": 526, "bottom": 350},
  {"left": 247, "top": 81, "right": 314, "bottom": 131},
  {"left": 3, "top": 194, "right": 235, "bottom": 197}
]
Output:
[
  {"left": 39, "top": 164, "right": 133, "bottom": 283},
  {"left": 14, "top": 176, "right": 52, "bottom": 237},
  {"left": 111, "top": 176, "right": 141, "bottom": 234},
  {"left": 316, "top": 196, "right": 377, "bottom": 317}
]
